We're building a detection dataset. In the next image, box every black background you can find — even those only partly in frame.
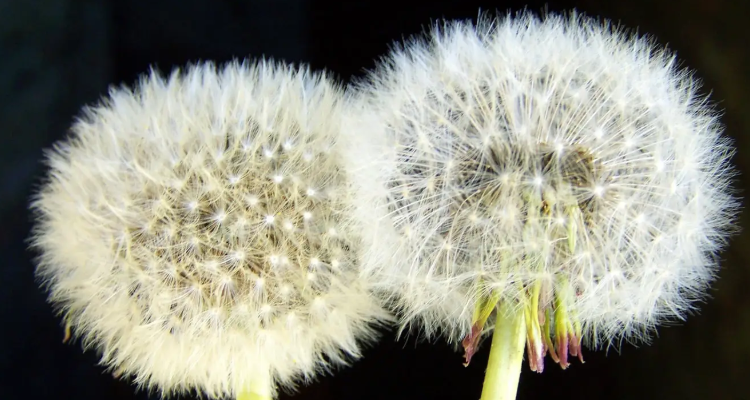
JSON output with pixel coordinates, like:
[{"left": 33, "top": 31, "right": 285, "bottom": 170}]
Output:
[{"left": 3, "top": 0, "right": 749, "bottom": 399}]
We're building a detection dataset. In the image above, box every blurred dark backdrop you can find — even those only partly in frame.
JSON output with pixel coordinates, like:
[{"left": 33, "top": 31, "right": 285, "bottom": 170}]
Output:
[{"left": 2, "top": 0, "right": 748, "bottom": 399}]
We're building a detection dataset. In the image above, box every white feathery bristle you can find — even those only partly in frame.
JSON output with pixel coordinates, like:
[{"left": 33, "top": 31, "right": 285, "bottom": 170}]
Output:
[
  {"left": 30, "top": 60, "right": 389, "bottom": 398},
  {"left": 342, "top": 11, "right": 739, "bottom": 366}
]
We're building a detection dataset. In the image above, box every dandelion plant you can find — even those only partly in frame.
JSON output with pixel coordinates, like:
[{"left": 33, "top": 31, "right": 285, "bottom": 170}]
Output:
[
  {"left": 343, "top": 11, "right": 739, "bottom": 399},
  {"left": 30, "top": 60, "right": 389, "bottom": 400}
]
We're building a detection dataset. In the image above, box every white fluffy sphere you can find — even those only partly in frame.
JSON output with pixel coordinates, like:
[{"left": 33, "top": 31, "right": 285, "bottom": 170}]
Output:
[
  {"left": 30, "top": 60, "right": 388, "bottom": 398},
  {"left": 344, "top": 12, "right": 738, "bottom": 369}
]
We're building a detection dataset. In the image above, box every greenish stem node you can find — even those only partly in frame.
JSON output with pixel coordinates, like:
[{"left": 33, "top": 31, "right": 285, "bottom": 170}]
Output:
[{"left": 480, "top": 303, "right": 526, "bottom": 400}]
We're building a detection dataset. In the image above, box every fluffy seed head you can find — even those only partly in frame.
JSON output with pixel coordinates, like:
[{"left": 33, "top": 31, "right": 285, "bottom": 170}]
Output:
[
  {"left": 344, "top": 11, "right": 739, "bottom": 365},
  {"left": 30, "top": 61, "right": 387, "bottom": 398}
]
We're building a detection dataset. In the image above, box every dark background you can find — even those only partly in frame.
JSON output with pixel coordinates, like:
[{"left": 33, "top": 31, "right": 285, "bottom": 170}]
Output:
[{"left": 2, "top": 0, "right": 749, "bottom": 399}]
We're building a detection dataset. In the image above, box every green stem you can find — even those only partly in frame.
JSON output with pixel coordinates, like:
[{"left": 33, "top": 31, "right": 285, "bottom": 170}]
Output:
[
  {"left": 237, "top": 391, "right": 272, "bottom": 400},
  {"left": 480, "top": 304, "right": 526, "bottom": 400},
  {"left": 237, "top": 369, "right": 273, "bottom": 400}
]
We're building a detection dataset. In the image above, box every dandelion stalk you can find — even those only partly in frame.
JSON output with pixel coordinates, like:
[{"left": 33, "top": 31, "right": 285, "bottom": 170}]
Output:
[
  {"left": 238, "top": 387, "right": 272, "bottom": 400},
  {"left": 480, "top": 303, "right": 526, "bottom": 400},
  {"left": 238, "top": 370, "right": 273, "bottom": 400},
  {"left": 238, "top": 392, "right": 272, "bottom": 400}
]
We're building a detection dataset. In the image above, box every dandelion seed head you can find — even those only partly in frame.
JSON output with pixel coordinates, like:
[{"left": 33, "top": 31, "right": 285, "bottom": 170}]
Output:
[
  {"left": 344, "top": 11, "right": 738, "bottom": 363},
  {"left": 30, "top": 60, "right": 388, "bottom": 398}
]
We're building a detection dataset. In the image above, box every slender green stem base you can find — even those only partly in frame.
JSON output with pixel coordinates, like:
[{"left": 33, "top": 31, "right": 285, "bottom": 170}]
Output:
[
  {"left": 237, "top": 392, "right": 272, "bottom": 400},
  {"left": 237, "top": 391, "right": 272, "bottom": 400},
  {"left": 237, "top": 369, "right": 273, "bottom": 400},
  {"left": 480, "top": 305, "right": 526, "bottom": 400}
]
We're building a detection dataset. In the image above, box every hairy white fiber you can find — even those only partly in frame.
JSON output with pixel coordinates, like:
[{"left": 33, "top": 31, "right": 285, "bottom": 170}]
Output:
[
  {"left": 343, "top": 11, "right": 738, "bottom": 363},
  {"left": 30, "top": 60, "right": 389, "bottom": 398}
]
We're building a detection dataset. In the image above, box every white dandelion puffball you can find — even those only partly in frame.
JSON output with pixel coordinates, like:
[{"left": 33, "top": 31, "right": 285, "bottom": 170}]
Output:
[
  {"left": 344, "top": 12, "right": 738, "bottom": 371},
  {"left": 30, "top": 60, "right": 388, "bottom": 398}
]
